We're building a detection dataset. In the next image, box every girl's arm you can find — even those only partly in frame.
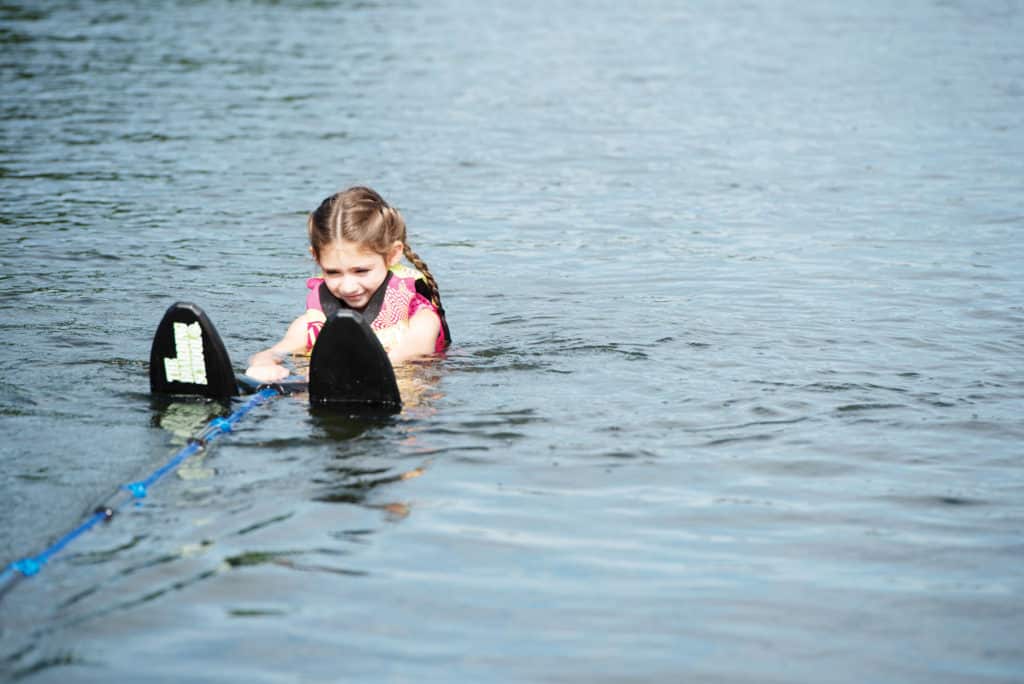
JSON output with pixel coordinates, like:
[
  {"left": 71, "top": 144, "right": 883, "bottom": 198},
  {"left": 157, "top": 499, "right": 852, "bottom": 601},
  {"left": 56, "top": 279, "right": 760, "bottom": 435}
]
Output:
[
  {"left": 388, "top": 309, "right": 442, "bottom": 365},
  {"left": 245, "top": 314, "right": 309, "bottom": 381}
]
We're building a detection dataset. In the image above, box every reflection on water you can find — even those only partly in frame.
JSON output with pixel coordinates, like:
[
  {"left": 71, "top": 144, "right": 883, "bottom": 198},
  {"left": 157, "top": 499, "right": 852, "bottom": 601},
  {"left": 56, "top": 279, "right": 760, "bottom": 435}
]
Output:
[
  {"left": 150, "top": 398, "right": 228, "bottom": 482},
  {"left": 310, "top": 388, "right": 436, "bottom": 522},
  {"left": 150, "top": 398, "right": 225, "bottom": 440},
  {"left": 393, "top": 360, "right": 446, "bottom": 410}
]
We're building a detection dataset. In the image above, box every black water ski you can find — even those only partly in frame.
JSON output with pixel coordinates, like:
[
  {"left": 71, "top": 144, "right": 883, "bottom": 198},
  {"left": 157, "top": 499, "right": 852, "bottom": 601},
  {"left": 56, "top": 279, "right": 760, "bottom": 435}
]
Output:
[
  {"left": 149, "top": 302, "right": 238, "bottom": 398},
  {"left": 308, "top": 310, "right": 402, "bottom": 413}
]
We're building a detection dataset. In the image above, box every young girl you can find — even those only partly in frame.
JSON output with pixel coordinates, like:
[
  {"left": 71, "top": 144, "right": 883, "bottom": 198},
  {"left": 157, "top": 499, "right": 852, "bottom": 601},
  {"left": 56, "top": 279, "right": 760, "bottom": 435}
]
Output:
[{"left": 246, "top": 186, "right": 450, "bottom": 383}]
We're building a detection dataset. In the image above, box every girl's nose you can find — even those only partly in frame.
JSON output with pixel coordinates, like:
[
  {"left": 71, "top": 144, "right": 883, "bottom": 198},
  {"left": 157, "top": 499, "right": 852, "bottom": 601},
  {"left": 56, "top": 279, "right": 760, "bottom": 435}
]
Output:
[{"left": 339, "top": 276, "right": 361, "bottom": 295}]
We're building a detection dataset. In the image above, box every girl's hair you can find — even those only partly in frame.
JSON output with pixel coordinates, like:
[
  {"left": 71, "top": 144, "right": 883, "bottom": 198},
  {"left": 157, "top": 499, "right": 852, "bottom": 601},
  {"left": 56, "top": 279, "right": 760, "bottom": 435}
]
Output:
[{"left": 308, "top": 186, "right": 444, "bottom": 312}]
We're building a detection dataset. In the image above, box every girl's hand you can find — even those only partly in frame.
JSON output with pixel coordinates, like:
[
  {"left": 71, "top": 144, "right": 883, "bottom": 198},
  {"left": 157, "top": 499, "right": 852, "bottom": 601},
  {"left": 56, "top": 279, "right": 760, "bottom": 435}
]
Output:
[
  {"left": 245, "top": 360, "right": 290, "bottom": 382},
  {"left": 244, "top": 315, "right": 309, "bottom": 382},
  {"left": 245, "top": 350, "right": 290, "bottom": 382}
]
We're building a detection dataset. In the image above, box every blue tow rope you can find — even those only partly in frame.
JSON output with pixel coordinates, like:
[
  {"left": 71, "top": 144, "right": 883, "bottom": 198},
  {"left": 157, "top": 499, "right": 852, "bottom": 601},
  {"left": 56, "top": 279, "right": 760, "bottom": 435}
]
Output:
[{"left": 0, "top": 387, "right": 280, "bottom": 590}]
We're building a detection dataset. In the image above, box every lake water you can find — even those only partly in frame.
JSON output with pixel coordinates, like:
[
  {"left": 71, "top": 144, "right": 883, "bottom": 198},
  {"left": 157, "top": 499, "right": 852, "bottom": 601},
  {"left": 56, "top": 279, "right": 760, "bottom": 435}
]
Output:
[{"left": 1, "top": 1, "right": 1023, "bottom": 682}]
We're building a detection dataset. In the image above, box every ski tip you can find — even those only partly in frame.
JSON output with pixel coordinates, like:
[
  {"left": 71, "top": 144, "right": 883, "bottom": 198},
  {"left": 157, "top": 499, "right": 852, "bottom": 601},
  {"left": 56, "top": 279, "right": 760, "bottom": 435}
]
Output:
[
  {"left": 149, "top": 302, "right": 238, "bottom": 399},
  {"left": 308, "top": 310, "right": 402, "bottom": 414}
]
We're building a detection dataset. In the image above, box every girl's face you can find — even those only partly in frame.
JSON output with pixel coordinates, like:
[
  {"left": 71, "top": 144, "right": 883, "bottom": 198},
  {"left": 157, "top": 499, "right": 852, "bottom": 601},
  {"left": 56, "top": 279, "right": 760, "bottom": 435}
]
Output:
[{"left": 316, "top": 239, "right": 402, "bottom": 311}]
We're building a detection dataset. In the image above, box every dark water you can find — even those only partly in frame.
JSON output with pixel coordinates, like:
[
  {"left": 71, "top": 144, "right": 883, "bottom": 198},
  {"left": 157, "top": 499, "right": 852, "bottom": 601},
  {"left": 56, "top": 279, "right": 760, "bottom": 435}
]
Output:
[{"left": 2, "top": 1, "right": 1023, "bottom": 681}]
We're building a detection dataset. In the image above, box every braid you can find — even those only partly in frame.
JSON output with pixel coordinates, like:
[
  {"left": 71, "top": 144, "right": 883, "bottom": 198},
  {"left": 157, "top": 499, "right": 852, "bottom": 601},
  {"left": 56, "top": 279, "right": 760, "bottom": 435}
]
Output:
[
  {"left": 381, "top": 205, "right": 400, "bottom": 235},
  {"left": 403, "top": 244, "right": 443, "bottom": 312}
]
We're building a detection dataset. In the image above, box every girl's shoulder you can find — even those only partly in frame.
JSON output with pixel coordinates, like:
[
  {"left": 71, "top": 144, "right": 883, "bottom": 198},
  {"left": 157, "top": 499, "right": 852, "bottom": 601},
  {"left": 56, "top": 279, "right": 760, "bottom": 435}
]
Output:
[
  {"left": 388, "top": 263, "right": 423, "bottom": 281},
  {"left": 305, "top": 277, "right": 325, "bottom": 311}
]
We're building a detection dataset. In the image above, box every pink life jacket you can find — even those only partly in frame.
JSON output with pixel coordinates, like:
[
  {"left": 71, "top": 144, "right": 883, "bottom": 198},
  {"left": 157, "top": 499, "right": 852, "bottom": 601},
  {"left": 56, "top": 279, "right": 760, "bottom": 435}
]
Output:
[{"left": 304, "top": 264, "right": 449, "bottom": 354}]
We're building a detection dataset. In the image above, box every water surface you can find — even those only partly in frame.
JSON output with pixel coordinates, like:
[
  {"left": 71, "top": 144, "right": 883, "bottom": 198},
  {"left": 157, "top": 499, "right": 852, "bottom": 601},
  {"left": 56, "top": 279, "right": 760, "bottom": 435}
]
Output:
[{"left": 1, "top": 1, "right": 1023, "bottom": 682}]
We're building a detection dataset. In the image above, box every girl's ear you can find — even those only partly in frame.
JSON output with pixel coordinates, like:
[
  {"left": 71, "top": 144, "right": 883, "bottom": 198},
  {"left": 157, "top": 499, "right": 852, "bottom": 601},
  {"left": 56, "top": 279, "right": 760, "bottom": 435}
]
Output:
[{"left": 386, "top": 241, "right": 404, "bottom": 267}]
